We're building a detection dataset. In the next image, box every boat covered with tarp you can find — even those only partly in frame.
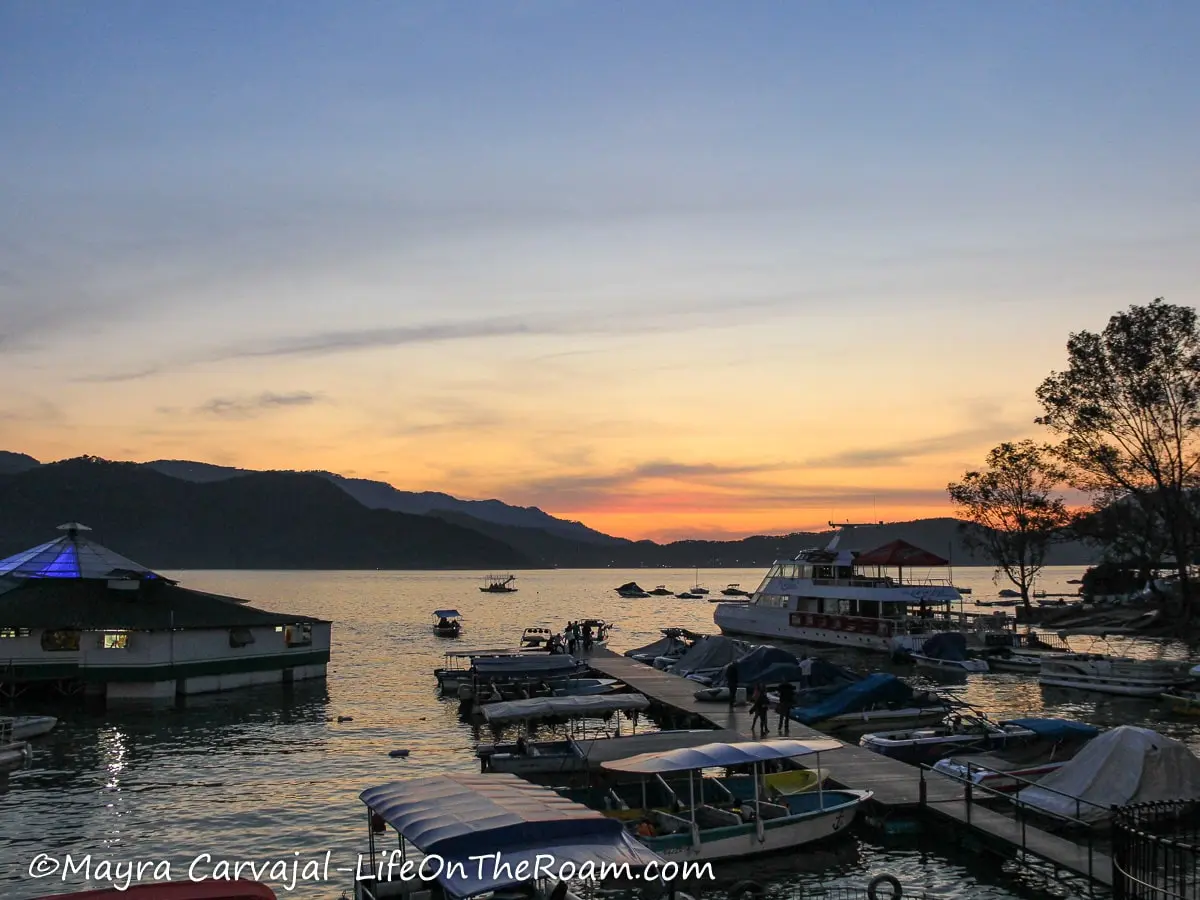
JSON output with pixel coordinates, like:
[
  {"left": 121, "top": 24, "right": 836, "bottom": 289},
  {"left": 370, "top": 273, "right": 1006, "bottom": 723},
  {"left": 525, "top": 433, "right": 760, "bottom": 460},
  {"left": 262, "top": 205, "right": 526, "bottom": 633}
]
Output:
[
  {"left": 667, "top": 635, "right": 753, "bottom": 678},
  {"left": 625, "top": 629, "right": 694, "bottom": 664},
  {"left": 1016, "top": 725, "right": 1200, "bottom": 824},
  {"left": 355, "top": 772, "right": 663, "bottom": 899},
  {"left": 907, "top": 632, "right": 988, "bottom": 674},
  {"left": 789, "top": 673, "right": 946, "bottom": 735}
]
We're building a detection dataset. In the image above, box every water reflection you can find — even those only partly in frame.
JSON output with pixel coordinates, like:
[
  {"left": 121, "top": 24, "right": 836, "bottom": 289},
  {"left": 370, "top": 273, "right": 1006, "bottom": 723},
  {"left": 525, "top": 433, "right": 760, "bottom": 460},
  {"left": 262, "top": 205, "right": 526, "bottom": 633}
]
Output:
[{"left": 0, "top": 566, "right": 1186, "bottom": 899}]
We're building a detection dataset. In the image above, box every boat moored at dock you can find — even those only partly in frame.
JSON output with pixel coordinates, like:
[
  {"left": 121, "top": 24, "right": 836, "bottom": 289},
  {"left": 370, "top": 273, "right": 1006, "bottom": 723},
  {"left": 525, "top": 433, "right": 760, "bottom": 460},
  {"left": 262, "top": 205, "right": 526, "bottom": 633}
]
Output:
[
  {"left": 1037, "top": 653, "right": 1192, "bottom": 697},
  {"left": 861, "top": 715, "right": 1099, "bottom": 766},
  {"left": 714, "top": 524, "right": 1013, "bottom": 654},
  {"left": 599, "top": 739, "right": 869, "bottom": 861},
  {"left": 354, "top": 772, "right": 663, "bottom": 900}
]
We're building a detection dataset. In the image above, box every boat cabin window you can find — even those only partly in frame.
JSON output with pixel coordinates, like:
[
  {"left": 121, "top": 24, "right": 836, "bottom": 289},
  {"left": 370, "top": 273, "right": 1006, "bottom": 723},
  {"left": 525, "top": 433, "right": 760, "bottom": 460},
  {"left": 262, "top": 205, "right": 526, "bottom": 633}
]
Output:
[
  {"left": 812, "top": 566, "right": 834, "bottom": 580},
  {"left": 0, "top": 627, "right": 30, "bottom": 638},
  {"left": 835, "top": 566, "right": 854, "bottom": 579},
  {"left": 754, "top": 594, "right": 790, "bottom": 608},
  {"left": 41, "top": 629, "right": 81, "bottom": 652},
  {"left": 229, "top": 628, "right": 255, "bottom": 648},
  {"left": 859, "top": 600, "right": 880, "bottom": 619},
  {"left": 284, "top": 624, "right": 312, "bottom": 647},
  {"left": 101, "top": 631, "right": 129, "bottom": 649}
]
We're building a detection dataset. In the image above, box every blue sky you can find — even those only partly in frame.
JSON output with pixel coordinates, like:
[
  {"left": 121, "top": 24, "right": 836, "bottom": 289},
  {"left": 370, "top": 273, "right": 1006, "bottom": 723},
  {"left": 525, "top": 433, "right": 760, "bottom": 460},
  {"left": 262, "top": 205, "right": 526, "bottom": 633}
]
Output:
[{"left": 2, "top": 1, "right": 1198, "bottom": 538}]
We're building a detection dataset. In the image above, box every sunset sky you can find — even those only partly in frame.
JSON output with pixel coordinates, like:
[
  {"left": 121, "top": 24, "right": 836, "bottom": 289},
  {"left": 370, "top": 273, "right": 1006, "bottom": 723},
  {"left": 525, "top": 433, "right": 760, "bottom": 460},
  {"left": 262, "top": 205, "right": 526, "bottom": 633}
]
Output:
[{"left": 2, "top": 2, "right": 1198, "bottom": 541}]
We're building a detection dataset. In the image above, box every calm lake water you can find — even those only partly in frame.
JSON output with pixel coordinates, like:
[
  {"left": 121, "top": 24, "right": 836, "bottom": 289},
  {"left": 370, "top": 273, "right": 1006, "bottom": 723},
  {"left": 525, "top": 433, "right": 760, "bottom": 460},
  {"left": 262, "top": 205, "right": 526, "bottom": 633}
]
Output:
[{"left": 0, "top": 565, "right": 1195, "bottom": 899}]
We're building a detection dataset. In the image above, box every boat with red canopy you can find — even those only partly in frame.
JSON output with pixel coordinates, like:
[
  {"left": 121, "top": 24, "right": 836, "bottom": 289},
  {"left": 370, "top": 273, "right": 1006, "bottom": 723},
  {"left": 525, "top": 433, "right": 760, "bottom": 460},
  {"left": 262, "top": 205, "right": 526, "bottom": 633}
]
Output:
[{"left": 714, "top": 523, "right": 1014, "bottom": 654}]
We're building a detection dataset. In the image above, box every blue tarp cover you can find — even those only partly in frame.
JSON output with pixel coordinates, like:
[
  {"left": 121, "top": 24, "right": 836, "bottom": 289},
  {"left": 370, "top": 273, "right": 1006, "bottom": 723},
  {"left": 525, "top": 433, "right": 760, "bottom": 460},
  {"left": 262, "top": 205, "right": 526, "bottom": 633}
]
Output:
[
  {"left": 434, "top": 609, "right": 461, "bottom": 618},
  {"left": 361, "top": 773, "right": 660, "bottom": 897},
  {"left": 791, "top": 672, "right": 914, "bottom": 725},
  {"left": 1002, "top": 718, "right": 1101, "bottom": 740}
]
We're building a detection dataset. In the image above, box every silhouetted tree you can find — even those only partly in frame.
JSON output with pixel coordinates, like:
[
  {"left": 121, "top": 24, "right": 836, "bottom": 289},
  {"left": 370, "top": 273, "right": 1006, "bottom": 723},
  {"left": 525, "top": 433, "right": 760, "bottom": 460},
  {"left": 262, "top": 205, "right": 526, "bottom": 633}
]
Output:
[
  {"left": 1071, "top": 493, "right": 1172, "bottom": 595},
  {"left": 1036, "top": 298, "right": 1200, "bottom": 615},
  {"left": 948, "top": 441, "right": 1071, "bottom": 611}
]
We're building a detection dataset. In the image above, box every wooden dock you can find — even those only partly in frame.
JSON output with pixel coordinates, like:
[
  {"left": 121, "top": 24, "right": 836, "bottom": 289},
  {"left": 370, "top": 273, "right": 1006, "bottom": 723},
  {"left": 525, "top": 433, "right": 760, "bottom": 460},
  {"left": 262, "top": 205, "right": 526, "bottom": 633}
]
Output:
[
  {"left": 588, "top": 650, "right": 960, "bottom": 808},
  {"left": 588, "top": 648, "right": 1113, "bottom": 887}
]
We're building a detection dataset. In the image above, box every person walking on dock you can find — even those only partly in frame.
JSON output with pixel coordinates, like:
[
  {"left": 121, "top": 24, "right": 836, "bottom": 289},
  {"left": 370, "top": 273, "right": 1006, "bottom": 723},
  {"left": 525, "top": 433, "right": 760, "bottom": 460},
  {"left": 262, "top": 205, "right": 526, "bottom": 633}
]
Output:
[
  {"left": 750, "top": 683, "right": 770, "bottom": 738},
  {"left": 725, "top": 662, "right": 739, "bottom": 709},
  {"left": 775, "top": 681, "right": 797, "bottom": 735}
]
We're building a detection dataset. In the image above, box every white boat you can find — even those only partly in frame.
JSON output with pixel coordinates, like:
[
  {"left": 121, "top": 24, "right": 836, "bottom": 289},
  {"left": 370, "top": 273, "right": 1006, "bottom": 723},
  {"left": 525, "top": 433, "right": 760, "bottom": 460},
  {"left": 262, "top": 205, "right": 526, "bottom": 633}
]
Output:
[
  {"left": 1038, "top": 653, "right": 1192, "bottom": 697},
  {"left": 600, "top": 739, "right": 870, "bottom": 861},
  {"left": 714, "top": 524, "right": 1013, "bottom": 654},
  {"left": 932, "top": 756, "right": 1071, "bottom": 792},
  {"left": 787, "top": 673, "right": 949, "bottom": 737},
  {"left": 431, "top": 609, "right": 462, "bottom": 638},
  {"left": 355, "top": 772, "right": 662, "bottom": 900},
  {"left": 861, "top": 716, "right": 1099, "bottom": 767},
  {"left": 11, "top": 715, "right": 56, "bottom": 740},
  {"left": 435, "top": 649, "right": 584, "bottom": 692},
  {"left": 909, "top": 654, "right": 989, "bottom": 675}
]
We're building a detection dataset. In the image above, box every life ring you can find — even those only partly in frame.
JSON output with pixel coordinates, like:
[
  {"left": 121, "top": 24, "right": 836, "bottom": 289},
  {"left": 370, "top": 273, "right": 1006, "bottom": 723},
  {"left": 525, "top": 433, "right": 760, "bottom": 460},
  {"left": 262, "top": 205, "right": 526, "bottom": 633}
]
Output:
[
  {"left": 867, "top": 874, "right": 902, "bottom": 900},
  {"left": 728, "top": 881, "right": 767, "bottom": 900}
]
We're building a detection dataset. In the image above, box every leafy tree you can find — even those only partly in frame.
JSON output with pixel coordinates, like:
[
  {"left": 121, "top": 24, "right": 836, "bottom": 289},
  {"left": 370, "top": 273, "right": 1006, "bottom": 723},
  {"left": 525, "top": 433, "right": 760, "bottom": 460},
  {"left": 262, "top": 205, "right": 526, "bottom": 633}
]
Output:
[
  {"left": 948, "top": 440, "right": 1071, "bottom": 610},
  {"left": 1035, "top": 298, "right": 1200, "bottom": 613},
  {"left": 1070, "top": 493, "right": 1172, "bottom": 594}
]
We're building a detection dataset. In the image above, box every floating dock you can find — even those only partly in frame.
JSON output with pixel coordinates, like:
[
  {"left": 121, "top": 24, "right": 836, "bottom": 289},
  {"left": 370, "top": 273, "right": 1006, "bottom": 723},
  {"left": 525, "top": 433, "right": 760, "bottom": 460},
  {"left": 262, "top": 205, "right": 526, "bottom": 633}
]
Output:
[{"left": 588, "top": 648, "right": 1113, "bottom": 887}]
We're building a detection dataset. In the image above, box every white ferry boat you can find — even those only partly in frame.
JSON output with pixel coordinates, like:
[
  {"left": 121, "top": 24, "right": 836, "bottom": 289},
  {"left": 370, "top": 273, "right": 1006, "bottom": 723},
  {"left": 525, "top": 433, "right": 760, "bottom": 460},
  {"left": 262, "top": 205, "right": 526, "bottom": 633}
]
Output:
[{"left": 714, "top": 524, "right": 1013, "bottom": 654}]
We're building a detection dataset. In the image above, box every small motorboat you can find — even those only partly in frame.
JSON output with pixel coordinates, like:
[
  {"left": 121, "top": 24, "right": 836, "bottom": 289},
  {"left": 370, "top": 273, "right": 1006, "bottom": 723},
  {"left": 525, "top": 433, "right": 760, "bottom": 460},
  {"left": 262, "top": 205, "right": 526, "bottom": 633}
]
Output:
[
  {"left": 721, "top": 583, "right": 752, "bottom": 596},
  {"left": 677, "top": 591, "right": 702, "bottom": 599},
  {"left": 615, "top": 581, "right": 650, "bottom": 598},
  {"left": 11, "top": 715, "right": 57, "bottom": 740},
  {"left": 904, "top": 633, "right": 989, "bottom": 676},
  {"left": 564, "top": 619, "right": 611, "bottom": 647},
  {"left": 432, "top": 610, "right": 463, "bottom": 637},
  {"left": 520, "top": 627, "right": 555, "bottom": 649},
  {"left": 932, "top": 754, "right": 1072, "bottom": 792},
  {"left": 860, "top": 715, "right": 1099, "bottom": 766},
  {"left": 691, "top": 586, "right": 710, "bottom": 594},
  {"left": 647, "top": 585, "right": 674, "bottom": 596}
]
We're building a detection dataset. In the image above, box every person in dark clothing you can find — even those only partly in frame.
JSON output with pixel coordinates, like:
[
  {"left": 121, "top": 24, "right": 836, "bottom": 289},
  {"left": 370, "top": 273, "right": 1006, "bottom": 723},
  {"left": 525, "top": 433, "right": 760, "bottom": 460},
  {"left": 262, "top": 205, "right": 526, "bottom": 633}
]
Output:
[
  {"left": 582, "top": 624, "right": 593, "bottom": 653},
  {"left": 725, "top": 662, "right": 739, "bottom": 709},
  {"left": 776, "top": 681, "right": 797, "bottom": 735},
  {"left": 749, "top": 683, "right": 770, "bottom": 737}
]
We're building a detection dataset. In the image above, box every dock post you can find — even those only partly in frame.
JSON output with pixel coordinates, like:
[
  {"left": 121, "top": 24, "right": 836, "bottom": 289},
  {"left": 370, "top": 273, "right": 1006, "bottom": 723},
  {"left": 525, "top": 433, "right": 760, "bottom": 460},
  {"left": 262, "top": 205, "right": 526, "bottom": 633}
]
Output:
[{"left": 918, "top": 769, "right": 927, "bottom": 807}]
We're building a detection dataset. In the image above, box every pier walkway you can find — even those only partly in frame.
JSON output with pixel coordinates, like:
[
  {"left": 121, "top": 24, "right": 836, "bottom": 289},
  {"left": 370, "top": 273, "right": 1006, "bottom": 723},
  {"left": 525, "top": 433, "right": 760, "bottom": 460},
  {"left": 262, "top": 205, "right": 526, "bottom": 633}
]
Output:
[{"left": 587, "top": 648, "right": 1113, "bottom": 887}]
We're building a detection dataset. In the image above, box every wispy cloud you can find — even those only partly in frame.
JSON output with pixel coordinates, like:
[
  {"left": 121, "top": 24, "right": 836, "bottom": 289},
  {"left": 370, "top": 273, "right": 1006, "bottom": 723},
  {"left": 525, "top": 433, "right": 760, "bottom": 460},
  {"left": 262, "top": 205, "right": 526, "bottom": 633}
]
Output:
[
  {"left": 194, "top": 391, "right": 324, "bottom": 419},
  {"left": 510, "top": 460, "right": 793, "bottom": 498},
  {"left": 0, "top": 398, "right": 65, "bottom": 424},
  {"left": 804, "top": 405, "right": 1029, "bottom": 469},
  {"left": 72, "top": 289, "right": 842, "bottom": 384}
]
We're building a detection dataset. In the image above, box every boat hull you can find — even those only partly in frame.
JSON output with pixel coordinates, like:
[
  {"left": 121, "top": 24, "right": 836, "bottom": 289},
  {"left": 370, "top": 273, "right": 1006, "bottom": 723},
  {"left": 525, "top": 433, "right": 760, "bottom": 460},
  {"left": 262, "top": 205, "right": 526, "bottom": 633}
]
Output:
[
  {"left": 639, "top": 790, "right": 867, "bottom": 861},
  {"left": 1038, "top": 656, "right": 1191, "bottom": 697},
  {"left": 811, "top": 707, "right": 947, "bottom": 738},
  {"left": 12, "top": 716, "right": 57, "bottom": 740},
  {"left": 931, "top": 758, "right": 1067, "bottom": 792},
  {"left": 910, "top": 654, "right": 989, "bottom": 674}
]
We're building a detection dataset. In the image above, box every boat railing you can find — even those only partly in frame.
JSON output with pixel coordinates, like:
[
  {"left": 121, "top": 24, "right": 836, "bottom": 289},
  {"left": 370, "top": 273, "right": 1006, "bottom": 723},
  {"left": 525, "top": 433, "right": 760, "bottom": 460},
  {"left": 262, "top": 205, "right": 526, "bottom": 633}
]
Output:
[
  {"left": 653, "top": 774, "right": 680, "bottom": 810},
  {"left": 919, "top": 759, "right": 1108, "bottom": 884},
  {"left": 809, "top": 576, "right": 957, "bottom": 589}
]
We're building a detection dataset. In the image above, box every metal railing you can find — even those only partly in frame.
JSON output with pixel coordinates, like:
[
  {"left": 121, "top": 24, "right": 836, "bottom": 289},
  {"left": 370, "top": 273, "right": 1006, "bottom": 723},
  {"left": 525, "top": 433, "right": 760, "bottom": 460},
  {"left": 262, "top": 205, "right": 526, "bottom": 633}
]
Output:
[
  {"left": 919, "top": 760, "right": 1109, "bottom": 886},
  {"left": 1113, "top": 800, "right": 1200, "bottom": 900}
]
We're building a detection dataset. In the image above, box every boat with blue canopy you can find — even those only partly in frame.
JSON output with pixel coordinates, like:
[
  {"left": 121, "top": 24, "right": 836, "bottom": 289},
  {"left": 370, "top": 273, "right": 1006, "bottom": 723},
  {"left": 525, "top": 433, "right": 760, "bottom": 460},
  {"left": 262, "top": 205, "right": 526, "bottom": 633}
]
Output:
[
  {"left": 786, "top": 672, "right": 947, "bottom": 736},
  {"left": 354, "top": 772, "right": 663, "bottom": 900},
  {"left": 597, "top": 739, "right": 869, "bottom": 861},
  {"left": 432, "top": 610, "right": 462, "bottom": 638}
]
